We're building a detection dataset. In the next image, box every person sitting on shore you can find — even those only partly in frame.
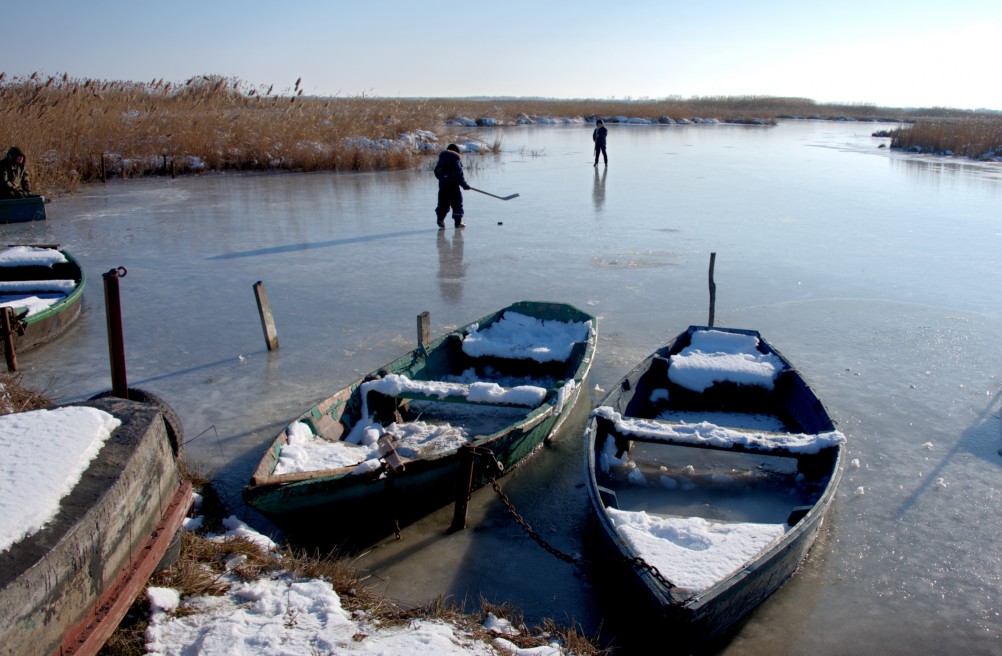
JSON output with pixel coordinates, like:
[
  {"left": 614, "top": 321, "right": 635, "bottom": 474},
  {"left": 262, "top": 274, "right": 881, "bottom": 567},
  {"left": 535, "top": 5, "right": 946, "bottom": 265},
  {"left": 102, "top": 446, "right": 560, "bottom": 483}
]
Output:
[{"left": 0, "top": 147, "right": 31, "bottom": 200}]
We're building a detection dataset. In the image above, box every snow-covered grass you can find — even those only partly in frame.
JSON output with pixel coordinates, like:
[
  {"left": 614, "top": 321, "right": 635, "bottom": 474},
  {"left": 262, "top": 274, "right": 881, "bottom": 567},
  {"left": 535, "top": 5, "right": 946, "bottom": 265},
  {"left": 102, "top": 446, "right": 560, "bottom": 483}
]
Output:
[{"left": 104, "top": 513, "right": 604, "bottom": 656}]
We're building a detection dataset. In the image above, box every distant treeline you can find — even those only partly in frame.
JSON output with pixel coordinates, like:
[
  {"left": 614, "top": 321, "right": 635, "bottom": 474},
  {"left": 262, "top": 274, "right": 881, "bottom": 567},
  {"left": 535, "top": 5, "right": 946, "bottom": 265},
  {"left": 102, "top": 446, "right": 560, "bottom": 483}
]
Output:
[{"left": 2, "top": 72, "right": 999, "bottom": 197}]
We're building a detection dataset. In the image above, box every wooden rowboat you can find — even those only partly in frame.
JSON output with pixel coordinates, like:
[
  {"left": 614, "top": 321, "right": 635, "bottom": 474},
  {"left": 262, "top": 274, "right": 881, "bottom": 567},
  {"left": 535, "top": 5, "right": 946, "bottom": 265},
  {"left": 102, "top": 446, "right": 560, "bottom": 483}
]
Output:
[
  {"left": 0, "top": 196, "right": 46, "bottom": 224},
  {"left": 0, "top": 393, "right": 190, "bottom": 656},
  {"left": 244, "top": 301, "right": 597, "bottom": 548},
  {"left": 585, "top": 325, "right": 844, "bottom": 646},
  {"left": 0, "top": 245, "right": 86, "bottom": 356}
]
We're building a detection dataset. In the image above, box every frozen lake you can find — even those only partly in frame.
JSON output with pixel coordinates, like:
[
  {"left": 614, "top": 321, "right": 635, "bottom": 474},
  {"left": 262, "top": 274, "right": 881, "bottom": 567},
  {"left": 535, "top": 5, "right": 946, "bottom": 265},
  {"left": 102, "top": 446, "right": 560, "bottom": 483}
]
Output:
[{"left": 6, "top": 119, "right": 1002, "bottom": 654}]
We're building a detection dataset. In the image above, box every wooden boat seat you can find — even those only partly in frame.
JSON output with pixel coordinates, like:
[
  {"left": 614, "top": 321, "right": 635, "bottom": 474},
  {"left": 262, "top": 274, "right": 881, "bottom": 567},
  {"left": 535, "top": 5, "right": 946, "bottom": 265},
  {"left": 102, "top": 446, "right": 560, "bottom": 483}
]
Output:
[
  {"left": 360, "top": 374, "right": 549, "bottom": 410},
  {"left": 364, "top": 384, "right": 549, "bottom": 404},
  {"left": 594, "top": 412, "right": 842, "bottom": 461},
  {"left": 0, "top": 279, "right": 75, "bottom": 294}
]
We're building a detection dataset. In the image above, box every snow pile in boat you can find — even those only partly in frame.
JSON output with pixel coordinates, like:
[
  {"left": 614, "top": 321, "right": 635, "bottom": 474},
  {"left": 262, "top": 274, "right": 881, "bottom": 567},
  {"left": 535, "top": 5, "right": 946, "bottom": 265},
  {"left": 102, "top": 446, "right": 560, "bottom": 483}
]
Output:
[
  {"left": 668, "top": 329, "right": 785, "bottom": 392},
  {"left": 0, "top": 406, "right": 121, "bottom": 553},
  {"left": 0, "top": 292, "right": 68, "bottom": 317},
  {"left": 606, "top": 506, "right": 786, "bottom": 594},
  {"left": 273, "top": 418, "right": 470, "bottom": 476},
  {"left": 0, "top": 245, "right": 68, "bottom": 267},
  {"left": 654, "top": 407, "right": 788, "bottom": 432},
  {"left": 0, "top": 247, "right": 76, "bottom": 317},
  {"left": 461, "top": 311, "right": 592, "bottom": 363},
  {"left": 593, "top": 407, "right": 845, "bottom": 454}
]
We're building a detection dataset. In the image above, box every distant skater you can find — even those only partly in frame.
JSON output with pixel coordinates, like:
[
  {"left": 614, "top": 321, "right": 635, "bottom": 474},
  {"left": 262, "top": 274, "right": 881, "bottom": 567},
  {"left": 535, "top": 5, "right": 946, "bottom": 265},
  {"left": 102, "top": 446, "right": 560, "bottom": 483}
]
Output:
[
  {"left": 0, "top": 146, "right": 31, "bottom": 199},
  {"left": 434, "top": 143, "right": 471, "bottom": 228},
  {"left": 592, "top": 119, "right": 608, "bottom": 167}
]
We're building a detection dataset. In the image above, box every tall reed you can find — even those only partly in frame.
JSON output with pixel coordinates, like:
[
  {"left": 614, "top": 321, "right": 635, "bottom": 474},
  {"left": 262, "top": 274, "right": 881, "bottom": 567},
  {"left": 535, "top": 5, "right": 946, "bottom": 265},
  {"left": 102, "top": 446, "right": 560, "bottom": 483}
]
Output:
[
  {"left": 2, "top": 72, "right": 998, "bottom": 197},
  {"left": 887, "top": 117, "right": 1002, "bottom": 157}
]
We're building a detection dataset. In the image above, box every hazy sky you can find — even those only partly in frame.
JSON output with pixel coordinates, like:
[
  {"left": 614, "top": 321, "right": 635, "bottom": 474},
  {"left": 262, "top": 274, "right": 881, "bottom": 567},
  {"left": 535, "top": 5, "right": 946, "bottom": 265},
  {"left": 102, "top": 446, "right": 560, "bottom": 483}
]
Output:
[{"left": 7, "top": 0, "right": 1001, "bottom": 110}]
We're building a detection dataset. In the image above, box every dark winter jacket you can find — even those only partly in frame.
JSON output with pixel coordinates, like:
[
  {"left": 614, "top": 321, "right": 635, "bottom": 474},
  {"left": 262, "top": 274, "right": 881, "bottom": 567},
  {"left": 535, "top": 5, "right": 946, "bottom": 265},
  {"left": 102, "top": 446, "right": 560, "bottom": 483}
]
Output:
[
  {"left": 433, "top": 150, "right": 470, "bottom": 189},
  {"left": 0, "top": 146, "right": 30, "bottom": 199},
  {"left": 592, "top": 125, "right": 608, "bottom": 147}
]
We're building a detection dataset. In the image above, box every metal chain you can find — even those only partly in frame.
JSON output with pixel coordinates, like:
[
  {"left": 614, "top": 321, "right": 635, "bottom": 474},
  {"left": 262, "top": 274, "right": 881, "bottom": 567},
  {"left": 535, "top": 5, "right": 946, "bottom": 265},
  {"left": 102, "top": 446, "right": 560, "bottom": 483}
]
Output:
[
  {"left": 471, "top": 447, "right": 584, "bottom": 567},
  {"left": 473, "top": 448, "right": 681, "bottom": 592},
  {"left": 624, "top": 555, "right": 676, "bottom": 590},
  {"left": 488, "top": 477, "right": 585, "bottom": 567}
]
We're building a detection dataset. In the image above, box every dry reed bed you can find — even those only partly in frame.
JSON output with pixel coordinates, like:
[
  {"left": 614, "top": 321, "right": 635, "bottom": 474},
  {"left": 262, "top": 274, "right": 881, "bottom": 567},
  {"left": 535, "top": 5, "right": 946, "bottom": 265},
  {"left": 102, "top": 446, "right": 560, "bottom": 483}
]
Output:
[
  {"left": 886, "top": 117, "right": 1002, "bottom": 158},
  {"left": 3, "top": 72, "right": 1000, "bottom": 197}
]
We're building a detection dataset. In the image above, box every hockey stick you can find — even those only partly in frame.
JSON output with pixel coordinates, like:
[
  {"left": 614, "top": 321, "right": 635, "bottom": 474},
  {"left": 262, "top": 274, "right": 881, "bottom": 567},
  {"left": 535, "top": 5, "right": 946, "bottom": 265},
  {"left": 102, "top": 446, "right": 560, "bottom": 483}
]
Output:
[{"left": 469, "top": 187, "right": 520, "bottom": 201}]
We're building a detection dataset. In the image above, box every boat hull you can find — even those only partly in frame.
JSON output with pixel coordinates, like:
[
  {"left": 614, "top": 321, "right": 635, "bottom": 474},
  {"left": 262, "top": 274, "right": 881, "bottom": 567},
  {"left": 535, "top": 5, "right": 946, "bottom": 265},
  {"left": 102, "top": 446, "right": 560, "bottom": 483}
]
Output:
[
  {"left": 584, "top": 325, "right": 843, "bottom": 646},
  {"left": 0, "top": 396, "right": 191, "bottom": 656}
]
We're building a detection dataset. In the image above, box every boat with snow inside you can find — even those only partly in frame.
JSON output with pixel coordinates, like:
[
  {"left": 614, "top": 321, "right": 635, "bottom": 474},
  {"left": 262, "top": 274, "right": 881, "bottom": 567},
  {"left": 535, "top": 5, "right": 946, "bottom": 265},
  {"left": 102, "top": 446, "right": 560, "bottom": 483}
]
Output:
[
  {"left": 244, "top": 301, "right": 597, "bottom": 547},
  {"left": 584, "top": 325, "right": 844, "bottom": 645},
  {"left": 0, "top": 244, "right": 85, "bottom": 357}
]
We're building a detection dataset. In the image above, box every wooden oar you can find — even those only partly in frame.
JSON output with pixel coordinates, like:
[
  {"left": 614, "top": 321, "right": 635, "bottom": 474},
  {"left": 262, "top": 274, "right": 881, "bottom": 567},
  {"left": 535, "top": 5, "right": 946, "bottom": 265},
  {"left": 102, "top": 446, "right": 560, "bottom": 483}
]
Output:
[{"left": 469, "top": 187, "right": 520, "bottom": 201}]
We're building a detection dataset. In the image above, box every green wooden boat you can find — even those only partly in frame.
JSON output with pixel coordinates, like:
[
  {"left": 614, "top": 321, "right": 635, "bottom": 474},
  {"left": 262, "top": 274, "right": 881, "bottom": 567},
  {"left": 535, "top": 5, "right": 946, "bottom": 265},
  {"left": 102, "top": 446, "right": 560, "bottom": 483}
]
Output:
[
  {"left": 244, "top": 301, "right": 597, "bottom": 547},
  {"left": 0, "top": 245, "right": 86, "bottom": 356},
  {"left": 0, "top": 196, "right": 46, "bottom": 223},
  {"left": 585, "top": 325, "right": 845, "bottom": 647}
]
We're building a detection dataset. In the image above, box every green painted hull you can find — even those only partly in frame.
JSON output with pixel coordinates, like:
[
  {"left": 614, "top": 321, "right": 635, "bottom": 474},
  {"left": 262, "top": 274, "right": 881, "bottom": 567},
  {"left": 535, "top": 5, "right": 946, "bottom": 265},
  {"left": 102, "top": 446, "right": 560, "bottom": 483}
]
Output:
[{"left": 244, "top": 301, "right": 597, "bottom": 548}]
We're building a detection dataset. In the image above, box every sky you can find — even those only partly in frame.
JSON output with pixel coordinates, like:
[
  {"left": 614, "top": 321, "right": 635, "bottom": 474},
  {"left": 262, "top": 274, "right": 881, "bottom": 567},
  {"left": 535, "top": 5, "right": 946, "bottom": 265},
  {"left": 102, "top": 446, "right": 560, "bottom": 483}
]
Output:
[{"left": 6, "top": 0, "right": 1002, "bottom": 111}]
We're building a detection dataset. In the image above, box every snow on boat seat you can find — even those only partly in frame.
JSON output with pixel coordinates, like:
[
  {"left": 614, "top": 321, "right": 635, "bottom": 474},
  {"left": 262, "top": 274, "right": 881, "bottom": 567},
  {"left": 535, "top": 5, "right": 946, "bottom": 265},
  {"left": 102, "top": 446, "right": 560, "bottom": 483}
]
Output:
[
  {"left": 461, "top": 311, "right": 592, "bottom": 363},
  {"left": 0, "top": 280, "right": 75, "bottom": 317},
  {"left": 361, "top": 373, "right": 548, "bottom": 412},
  {"left": 667, "top": 330, "right": 786, "bottom": 392},
  {"left": 0, "top": 246, "right": 68, "bottom": 268},
  {"left": 592, "top": 406, "right": 845, "bottom": 458}
]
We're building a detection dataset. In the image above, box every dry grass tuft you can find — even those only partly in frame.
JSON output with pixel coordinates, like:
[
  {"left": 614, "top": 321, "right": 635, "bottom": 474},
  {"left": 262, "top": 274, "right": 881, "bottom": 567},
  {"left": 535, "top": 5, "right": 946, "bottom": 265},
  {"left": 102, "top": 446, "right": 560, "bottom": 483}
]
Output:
[{"left": 0, "top": 372, "right": 53, "bottom": 414}]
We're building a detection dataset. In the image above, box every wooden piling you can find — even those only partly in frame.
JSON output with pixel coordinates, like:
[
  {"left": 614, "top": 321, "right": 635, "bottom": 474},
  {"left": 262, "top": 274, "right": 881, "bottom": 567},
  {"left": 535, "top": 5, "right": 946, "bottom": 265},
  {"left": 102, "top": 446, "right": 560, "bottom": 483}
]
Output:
[
  {"left": 416, "top": 311, "right": 430, "bottom": 349},
  {"left": 254, "top": 281, "right": 279, "bottom": 351},
  {"left": 449, "top": 444, "right": 476, "bottom": 532},
  {"left": 708, "top": 252, "right": 717, "bottom": 327},
  {"left": 2, "top": 308, "right": 18, "bottom": 372},
  {"left": 101, "top": 154, "right": 107, "bottom": 183}
]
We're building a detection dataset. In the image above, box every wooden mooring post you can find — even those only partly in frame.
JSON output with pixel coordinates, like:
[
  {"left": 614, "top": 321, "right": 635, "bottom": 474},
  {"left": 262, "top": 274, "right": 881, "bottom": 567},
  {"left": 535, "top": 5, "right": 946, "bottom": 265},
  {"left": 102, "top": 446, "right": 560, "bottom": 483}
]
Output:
[
  {"left": 708, "top": 252, "right": 717, "bottom": 327},
  {"left": 103, "top": 267, "right": 129, "bottom": 398},
  {"left": 254, "top": 281, "right": 279, "bottom": 351},
  {"left": 2, "top": 307, "right": 18, "bottom": 372},
  {"left": 449, "top": 444, "right": 477, "bottom": 532},
  {"left": 416, "top": 311, "right": 430, "bottom": 349}
]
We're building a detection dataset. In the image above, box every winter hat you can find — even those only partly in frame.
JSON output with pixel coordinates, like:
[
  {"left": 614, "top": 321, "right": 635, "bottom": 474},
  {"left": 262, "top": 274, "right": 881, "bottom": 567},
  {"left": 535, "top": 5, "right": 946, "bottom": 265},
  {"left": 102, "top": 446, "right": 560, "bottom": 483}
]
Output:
[{"left": 446, "top": 144, "right": 460, "bottom": 153}]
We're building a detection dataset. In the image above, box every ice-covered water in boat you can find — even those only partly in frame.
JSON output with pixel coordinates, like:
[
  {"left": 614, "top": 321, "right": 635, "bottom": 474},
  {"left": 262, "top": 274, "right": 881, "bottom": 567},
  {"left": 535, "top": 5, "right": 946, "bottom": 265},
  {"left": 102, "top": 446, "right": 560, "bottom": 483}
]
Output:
[{"left": 4, "top": 120, "right": 1001, "bottom": 655}]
